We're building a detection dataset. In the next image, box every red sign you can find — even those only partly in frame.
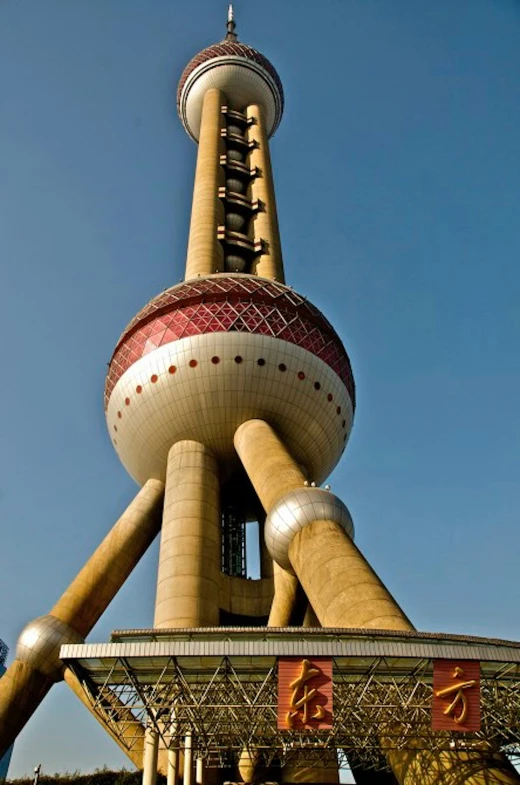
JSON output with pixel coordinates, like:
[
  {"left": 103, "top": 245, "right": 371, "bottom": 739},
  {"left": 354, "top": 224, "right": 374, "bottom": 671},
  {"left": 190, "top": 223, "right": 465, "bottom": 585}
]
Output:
[
  {"left": 278, "top": 658, "right": 333, "bottom": 730},
  {"left": 432, "top": 659, "right": 481, "bottom": 731}
]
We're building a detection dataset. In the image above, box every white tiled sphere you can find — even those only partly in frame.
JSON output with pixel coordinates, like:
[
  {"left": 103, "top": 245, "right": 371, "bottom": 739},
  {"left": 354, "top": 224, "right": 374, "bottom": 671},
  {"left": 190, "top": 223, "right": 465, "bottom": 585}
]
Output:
[
  {"left": 179, "top": 57, "right": 282, "bottom": 141},
  {"left": 107, "top": 332, "right": 353, "bottom": 487}
]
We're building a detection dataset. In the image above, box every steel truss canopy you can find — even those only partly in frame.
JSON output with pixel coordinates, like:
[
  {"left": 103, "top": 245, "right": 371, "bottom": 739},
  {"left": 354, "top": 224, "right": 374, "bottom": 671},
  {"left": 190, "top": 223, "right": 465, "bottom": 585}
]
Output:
[{"left": 60, "top": 627, "right": 520, "bottom": 772}]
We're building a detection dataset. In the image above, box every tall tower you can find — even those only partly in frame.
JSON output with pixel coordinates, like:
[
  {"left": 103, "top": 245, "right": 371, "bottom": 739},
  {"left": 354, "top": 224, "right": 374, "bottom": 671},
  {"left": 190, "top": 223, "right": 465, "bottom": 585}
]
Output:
[{"left": 0, "top": 9, "right": 519, "bottom": 785}]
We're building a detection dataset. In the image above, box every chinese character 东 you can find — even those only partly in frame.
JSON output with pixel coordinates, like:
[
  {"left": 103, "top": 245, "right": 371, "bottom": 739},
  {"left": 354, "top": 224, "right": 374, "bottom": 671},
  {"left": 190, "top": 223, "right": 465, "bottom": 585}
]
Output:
[
  {"left": 286, "top": 659, "right": 325, "bottom": 728},
  {"left": 435, "top": 666, "right": 477, "bottom": 724}
]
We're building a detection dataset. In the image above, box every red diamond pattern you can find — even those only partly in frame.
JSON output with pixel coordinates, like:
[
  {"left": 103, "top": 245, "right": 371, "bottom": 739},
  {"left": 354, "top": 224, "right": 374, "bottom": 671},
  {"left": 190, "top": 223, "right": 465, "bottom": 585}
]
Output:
[{"left": 105, "top": 276, "right": 355, "bottom": 409}]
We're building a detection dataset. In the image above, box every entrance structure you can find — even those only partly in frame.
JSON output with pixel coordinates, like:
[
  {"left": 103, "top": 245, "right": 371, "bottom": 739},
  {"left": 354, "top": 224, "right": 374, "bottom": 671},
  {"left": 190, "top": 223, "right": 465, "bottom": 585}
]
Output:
[{"left": 1, "top": 9, "right": 519, "bottom": 784}]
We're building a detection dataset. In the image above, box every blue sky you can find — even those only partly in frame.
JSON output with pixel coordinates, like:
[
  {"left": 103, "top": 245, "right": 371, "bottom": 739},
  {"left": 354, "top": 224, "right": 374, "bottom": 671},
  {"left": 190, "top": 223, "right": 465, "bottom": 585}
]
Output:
[{"left": 1, "top": 0, "right": 520, "bottom": 777}]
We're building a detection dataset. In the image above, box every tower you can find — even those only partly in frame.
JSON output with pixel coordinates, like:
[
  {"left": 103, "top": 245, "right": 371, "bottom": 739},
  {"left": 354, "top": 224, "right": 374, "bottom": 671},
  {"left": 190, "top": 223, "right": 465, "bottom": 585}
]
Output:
[{"left": 1, "top": 8, "right": 519, "bottom": 785}]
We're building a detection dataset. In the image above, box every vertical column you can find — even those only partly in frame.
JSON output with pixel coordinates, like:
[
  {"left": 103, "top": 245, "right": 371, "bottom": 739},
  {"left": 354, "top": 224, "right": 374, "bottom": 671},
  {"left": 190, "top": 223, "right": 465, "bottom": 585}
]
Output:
[
  {"left": 195, "top": 756, "right": 204, "bottom": 785},
  {"left": 142, "top": 721, "right": 159, "bottom": 785},
  {"left": 167, "top": 711, "right": 178, "bottom": 785},
  {"left": 246, "top": 104, "right": 285, "bottom": 283},
  {"left": 183, "top": 732, "right": 193, "bottom": 785},
  {"left": 154, "top": 441, "right": 220, "bottom": 628},
  {"left": 185, "top": 88, "right": 226, "bottom": 280}
]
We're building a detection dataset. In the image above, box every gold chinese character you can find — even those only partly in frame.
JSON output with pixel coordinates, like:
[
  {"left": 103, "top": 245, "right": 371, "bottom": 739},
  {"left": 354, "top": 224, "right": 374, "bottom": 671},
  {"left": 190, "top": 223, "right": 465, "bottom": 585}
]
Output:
[
  {"left": 286, "top": 659, "right": 325, "bottom": 728},
  {"left": 435, "top": 666, "right": 476, "bottom": 724}
]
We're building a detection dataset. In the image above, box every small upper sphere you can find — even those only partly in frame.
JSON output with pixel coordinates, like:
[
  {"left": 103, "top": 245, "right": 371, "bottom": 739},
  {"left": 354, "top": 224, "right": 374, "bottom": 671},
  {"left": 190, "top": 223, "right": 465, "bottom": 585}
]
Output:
[{"left": 177, "top": 39, "right": 284, "bottom": 142}]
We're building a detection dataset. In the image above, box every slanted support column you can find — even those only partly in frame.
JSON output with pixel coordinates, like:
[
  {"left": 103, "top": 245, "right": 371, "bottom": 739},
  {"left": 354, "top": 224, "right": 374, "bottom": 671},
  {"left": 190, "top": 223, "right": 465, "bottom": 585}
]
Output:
[
  {"left": 235, "top": 420, "right": 520, "bottom": 785},
  {"left": 234, "top": 419, "right": 302, "bottom": 625},
  {"left": 0, "top": 479, "right": 165, "bottom": 759},
  {"left": 154, "top": 441, "right": 220, "bottom": 628},
  {"left": 246, "top": 104, "right": 285, "bottom": 282},
  {"left": 235, "top": 419, "right": 410, "bottom": 631},
  {"left": 185, "top": 88, "right": 226, "bottom": 279}
]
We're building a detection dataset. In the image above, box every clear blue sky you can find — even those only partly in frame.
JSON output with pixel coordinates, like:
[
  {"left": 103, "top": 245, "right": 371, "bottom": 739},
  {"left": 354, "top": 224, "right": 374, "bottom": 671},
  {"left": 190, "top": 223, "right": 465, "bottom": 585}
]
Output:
[{"left": 1, "top": 0, "right": 519, "bottom": 778}]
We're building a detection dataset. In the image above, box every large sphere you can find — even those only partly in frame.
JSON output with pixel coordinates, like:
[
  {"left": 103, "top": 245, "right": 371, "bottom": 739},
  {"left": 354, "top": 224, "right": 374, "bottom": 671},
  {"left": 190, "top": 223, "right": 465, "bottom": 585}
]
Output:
[
  {"left": 177, "top": 40, "right": 284, "bottom": 141},
  {"left": 105, "top": 275, "right": 355, "bottom": 486}
]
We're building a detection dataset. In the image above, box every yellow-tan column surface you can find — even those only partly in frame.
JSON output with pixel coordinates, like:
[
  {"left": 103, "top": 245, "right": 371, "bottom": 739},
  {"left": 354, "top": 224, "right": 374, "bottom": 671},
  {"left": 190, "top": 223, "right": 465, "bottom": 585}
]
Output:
[
  {"left": 154, "top": 440, "right": 220, "bottom": 628},
  {"left": 185, "top": 88, "right": 226, "bottom": 280},
  {"left": 289, "top": 523, "right": 411, "bottom": 631},
  {"left": 246, "top": 104, "right": 285, "bottom": 283},
  {"left": 235, "top": 420, "right": 520, "bottom": 785},
  {"left": 0, "top": 479, "right": 165, "bottom": 759},
  {"left": 52, "top": 479, "right": 165, "bottom": 634},
  {"left": 234, "top": 419, "right": 303, "bottom": 625}
]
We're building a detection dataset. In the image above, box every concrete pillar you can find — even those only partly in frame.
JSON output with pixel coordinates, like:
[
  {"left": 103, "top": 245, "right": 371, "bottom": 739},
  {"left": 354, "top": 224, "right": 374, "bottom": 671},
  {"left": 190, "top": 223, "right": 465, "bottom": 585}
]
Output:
[
  {"left": 167, "top": 712, "right": 178, "bottom": 785},
  {"left": 167, "top": 748, "right": 178, "bottom": 785},
  {"left": 246, "top": 104, "right": 285, "bottom": 283},
  {"left": 184, "top": 732, "right": 193, "bottom": 785},
  {"left": 289, "top": 522, "right": 411, "bottom": 631},
  {"left": 0, "top": 479, "right": 165, "bottom": 759},
  {"left": 195, "top": 756, "right": 204, "bottom": 785},
  {"left": 154, "top": 441, "right": 220, "bottom": 628},
  {"left": 268, "top": 563, "right": 299, "bottom": 627},
  {"left": 234, "top": 419, "right": 520, "bottom": 785},
  {"left": 52, "top": 479, "right": 165, "bottom": 634},
  {"left": 185, "top": 88, "right": 225, "bottom": 280},
  {"left": 234, "top": 420, "right": 303, "bottom": 625},
  {"left": 142, "top": 722, "right": 159, "bottom": 785}
]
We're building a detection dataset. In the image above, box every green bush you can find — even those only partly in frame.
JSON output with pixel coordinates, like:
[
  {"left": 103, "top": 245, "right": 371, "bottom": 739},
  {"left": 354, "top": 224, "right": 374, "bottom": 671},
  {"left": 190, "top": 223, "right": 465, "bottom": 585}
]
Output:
[{"left": 7, "top": 769, "right": 167, "bottom": 785}]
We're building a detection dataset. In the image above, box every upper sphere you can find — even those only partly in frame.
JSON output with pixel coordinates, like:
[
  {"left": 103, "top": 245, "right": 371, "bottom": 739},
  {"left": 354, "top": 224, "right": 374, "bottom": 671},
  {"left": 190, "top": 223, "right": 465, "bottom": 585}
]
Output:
[{"left": 177, "top": 39, "right": 284, "bottom": 142}]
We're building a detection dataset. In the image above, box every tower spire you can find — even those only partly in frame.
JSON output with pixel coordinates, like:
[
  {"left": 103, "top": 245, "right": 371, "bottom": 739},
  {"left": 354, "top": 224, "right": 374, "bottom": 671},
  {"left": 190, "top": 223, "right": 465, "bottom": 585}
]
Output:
[{"left": 226, "top": 4, "right": 237, "bottom": 41}]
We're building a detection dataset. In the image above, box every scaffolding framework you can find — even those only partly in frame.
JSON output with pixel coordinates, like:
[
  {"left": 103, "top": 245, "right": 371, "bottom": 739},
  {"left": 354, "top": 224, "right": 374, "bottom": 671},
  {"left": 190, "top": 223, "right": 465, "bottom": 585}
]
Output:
[{"left": 61, "top": 628, "right": 520, "bottom": 772}]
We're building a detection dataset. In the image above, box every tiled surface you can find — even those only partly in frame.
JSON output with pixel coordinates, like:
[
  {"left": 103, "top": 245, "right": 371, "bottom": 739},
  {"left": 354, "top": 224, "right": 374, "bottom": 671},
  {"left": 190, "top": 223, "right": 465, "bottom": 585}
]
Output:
[
  {"left": 106, "top": 332, "right": 353, "bottom": 487},
  {"left": 105, "top": 275, "right": 355, "bottom": 408},
  {"left": 265, "top": 488, "right": 354, "bottom": 571},
  {"left": 16, "top": 615, "right": 82, "bottom": 680},
  {"left": 178, "top": 41, "right": 283, "bottom": 140}
]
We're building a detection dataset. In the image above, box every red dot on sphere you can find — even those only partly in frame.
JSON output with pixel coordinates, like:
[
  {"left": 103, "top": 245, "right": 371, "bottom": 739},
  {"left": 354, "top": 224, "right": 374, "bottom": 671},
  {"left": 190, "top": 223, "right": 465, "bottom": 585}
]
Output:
[
  {"left": 151, "top": 374, "right": 158, "bottom": 383},
  {"left": 314, "top": 382, "right": 321, "bottom": 391},
  {"left": 168, "top": 365, "right": 177, "bottom": 374},
  {"left": 278, "top": 363, "right": 287, "bottom": 372},
  {"left": 117, "top": 411, "right": 122, "bottom": 419},
  {"left": 125, "top": 397, "right": 130, "bottom": 406},
  {"left": 327, "top": 393, "right": 333, "bottom": 402},
  {"left": 136, "top": 385, "right": 142, "bottom": 394},
  {"left": 189, "top": 359, "right": 197, "bottom": 368},
  {"left": 234, "top": 356, "right": 243, "bottom": 364},
  {"left": 257, "top": 358, "right": 265, "bottom": 366},
  {"left": 336, "top": 406, "right": 341, "bottom": 415},
  {"left": 297, "top": 371, "right": 305, "bottom": 380},
  {"left": 211, "top": 356, "right": 220, "bottom": 364}
]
